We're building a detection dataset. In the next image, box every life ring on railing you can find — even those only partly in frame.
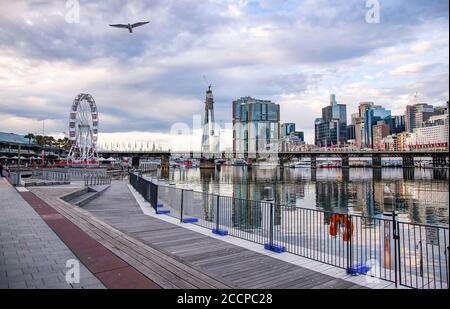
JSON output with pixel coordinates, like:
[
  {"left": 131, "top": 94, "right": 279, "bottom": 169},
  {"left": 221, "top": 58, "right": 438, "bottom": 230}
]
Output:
[{"left": 329, "top": 214, "right": 353, "bottom": 241}]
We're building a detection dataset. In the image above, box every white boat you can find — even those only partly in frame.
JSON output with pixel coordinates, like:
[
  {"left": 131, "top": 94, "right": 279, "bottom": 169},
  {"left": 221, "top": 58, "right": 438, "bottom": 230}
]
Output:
[
  {"left": 289, "top": 159, "right": 311, "bottom": 168},
  {"left": 318, "top": 161, "right": 341, "bottom": 168}
]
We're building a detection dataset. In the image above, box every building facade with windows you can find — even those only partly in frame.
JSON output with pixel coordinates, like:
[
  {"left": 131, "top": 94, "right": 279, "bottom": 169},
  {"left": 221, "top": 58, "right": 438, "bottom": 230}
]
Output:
[
  {"left": 232, "top": 97, "right": 280, "bottom": 156},
  {"left": 411, "top": 113, "right": 449, "bottom": 149},
  {"left": 372, "top": 121, "right": 391, "bottom": 150},
  {"left": 364, "top": 106, "right": 392, "bottom": 148},
  {"left": 315, "top": 94, "right": 347, "bottom": 147},
  {"left": 405, "top": 103, "right": 435, "bottom": 133}
]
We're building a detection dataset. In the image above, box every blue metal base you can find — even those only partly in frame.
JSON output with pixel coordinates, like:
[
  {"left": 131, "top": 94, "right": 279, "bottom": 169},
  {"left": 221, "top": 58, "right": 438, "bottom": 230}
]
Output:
[
  {"left": 212, "top": 228, "right": 229, "bottom": 236},
  {"left": 156, "top": 210, "right": 170, "bottom": 215},
  {"left": 182, "top": 217, "right": 198, "bottom": 223},
  {"left": 264, "top": 243, "right": 286, "bottom": 253},
  {"left": 346, "top": 264, "right": 371, "bottom": 276},
  {"left": 156, "top": 203, "right": 164, "bottom": 208}
]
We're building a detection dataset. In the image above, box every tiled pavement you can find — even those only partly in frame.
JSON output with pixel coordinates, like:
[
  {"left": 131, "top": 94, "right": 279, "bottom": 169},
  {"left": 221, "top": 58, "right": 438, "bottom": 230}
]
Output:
[{"left": 0, "top": 178, "right": 105, "bottom": 289}]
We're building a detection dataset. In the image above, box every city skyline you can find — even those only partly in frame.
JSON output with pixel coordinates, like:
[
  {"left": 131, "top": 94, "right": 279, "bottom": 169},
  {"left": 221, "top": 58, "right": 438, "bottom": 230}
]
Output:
[{"left": 0, "top": 0, "right": 448, "bottom": 148}]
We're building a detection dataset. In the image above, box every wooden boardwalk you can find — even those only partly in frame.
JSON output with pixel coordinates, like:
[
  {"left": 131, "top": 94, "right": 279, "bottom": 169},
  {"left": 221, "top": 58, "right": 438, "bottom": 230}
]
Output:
[{"left": 30, "top": 182, "right": 366, "bottom": 289}]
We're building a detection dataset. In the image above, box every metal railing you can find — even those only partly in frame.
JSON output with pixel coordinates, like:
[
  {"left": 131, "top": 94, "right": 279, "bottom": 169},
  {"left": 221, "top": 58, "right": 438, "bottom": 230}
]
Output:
[
  {"left": 83, "top": 174, "right": 112, "bottom": 186},
  {"left": 31, "top": 170, "right": 70, "bottom": 182},
  {"left": 129, "top": 173, "right": 449, "bottom": 289}
]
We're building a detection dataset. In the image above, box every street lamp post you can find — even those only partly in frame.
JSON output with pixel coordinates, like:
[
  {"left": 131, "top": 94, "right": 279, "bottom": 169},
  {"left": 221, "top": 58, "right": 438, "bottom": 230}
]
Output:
[{"left": 17, "top": 144, "right": 21, "bottom": 186}]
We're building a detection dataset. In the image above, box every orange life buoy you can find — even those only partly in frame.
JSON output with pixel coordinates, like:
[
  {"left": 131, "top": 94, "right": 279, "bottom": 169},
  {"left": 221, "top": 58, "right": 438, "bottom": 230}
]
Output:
[{"left": 329, "top": 214, "right": 353, "bottom": 241}]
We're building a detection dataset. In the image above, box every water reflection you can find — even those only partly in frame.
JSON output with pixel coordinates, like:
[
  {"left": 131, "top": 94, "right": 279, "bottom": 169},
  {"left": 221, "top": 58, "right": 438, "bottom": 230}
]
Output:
[{"left": 159, "top": 167, "right": 449, "bottom": 225}]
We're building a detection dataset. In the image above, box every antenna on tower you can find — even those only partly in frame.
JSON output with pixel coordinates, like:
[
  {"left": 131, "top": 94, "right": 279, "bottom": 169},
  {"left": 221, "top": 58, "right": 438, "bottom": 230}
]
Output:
[{"left": 202, "top": 75, "right": 214, "bottom": 90}]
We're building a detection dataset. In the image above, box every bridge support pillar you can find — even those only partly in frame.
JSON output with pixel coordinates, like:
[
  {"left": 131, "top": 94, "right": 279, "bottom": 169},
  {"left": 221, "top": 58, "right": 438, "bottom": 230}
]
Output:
[
  {"left": 403, "top": 168, "right": 415, "bottom": 180},
  {"left": 311, "top": 156, "right": 317, "bottom": 169},
  {"left": 403, "top": 155, "right": 414, "bottom": 168},
  {"left": 310, "top": 168, "right": 317, "bottom": 182},
  {"left": 341, "top": 155, "right": 349, "bottom": 169},
  {"left": 342, "top": 168, "right": 350, "bottom": 182},
  {"left": 373, "top": 168, "right": 382, "bottom": 181},
  {"left": 372, "top": 155, "right": 382, "bottom": 168},
  {"left": 132, "top": 156, "right": 140, "bottom": 168},
  {"left": 432, "top": 155, "right": 447, "bottom": 167},
  {"left": 161, "top": 155, "right": 170, "bottom": 171}
]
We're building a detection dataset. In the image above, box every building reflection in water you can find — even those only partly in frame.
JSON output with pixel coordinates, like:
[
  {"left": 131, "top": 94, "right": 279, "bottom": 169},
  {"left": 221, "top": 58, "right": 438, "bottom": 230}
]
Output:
[{"left": 163, "top": 167, "right": 449, "bottom": 226}]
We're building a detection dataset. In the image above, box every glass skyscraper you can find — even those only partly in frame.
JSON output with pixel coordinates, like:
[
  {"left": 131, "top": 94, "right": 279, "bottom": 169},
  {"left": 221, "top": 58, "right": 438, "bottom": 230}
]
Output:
[
  {"left": 315, "top": 94, "right": 347, "bottom": 147},
  {"left": 232, "top": 97, "right": 280, "bottom": 156},
  {"left": 364, "top": 106, "right": 392, "bottom": 147}
]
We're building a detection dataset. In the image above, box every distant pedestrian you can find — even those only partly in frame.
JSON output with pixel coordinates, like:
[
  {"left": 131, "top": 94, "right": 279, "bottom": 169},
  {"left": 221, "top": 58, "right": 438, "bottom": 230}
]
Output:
[{"left": 0, "top": 163, "right": 3, "bottom": 177}]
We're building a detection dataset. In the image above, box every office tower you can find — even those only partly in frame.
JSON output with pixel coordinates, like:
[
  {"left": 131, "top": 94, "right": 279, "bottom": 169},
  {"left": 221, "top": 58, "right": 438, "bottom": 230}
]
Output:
[
  {"left": 405, "top": 103, "right": 435, "bottom": 133},
  {"left": 354, "top": 102, "right": 374, "bottom": 148},
  {"left": 392, "top": 115, "right": 405, "bottom": 134},
  {"left": 232, "top": 97, "right": 280, "bottom": 155},
  {"left": 347, "top": 124, "right": 356, "bottom": 141},
  {"left": 314, "top": 94, "right": 347, "bottom": 147},
  {"left": 281, "top": 123, "right": 296, "bottom": 138},
  {"left": 372, "top": 121, "right": 391, "bottom": 150},
  {"left": 364, "top": 105, "right": 392, "bottom": 148}
]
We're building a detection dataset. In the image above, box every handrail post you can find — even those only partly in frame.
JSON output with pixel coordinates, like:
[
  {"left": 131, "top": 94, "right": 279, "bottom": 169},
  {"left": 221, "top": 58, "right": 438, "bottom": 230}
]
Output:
[
  {"left": 392, "top": 210, "right": 400, "bottom": 287},
  {"left": 180, "top": 188, "right": 184, "bottom": 223},
  {"left": 269, "top": 201, "right": 274, "bottom": 247},
  {"left": 347, "top": 215, "right": 353, "bottom": 272},
  {"left": 216, "top": 194, "right": 220, "bottom": 232}
]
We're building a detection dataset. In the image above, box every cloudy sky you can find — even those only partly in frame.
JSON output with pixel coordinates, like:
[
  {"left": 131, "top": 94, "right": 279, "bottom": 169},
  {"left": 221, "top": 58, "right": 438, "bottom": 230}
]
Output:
[{"left": 0, "top": 0, "right": 448, "bottom": 150}]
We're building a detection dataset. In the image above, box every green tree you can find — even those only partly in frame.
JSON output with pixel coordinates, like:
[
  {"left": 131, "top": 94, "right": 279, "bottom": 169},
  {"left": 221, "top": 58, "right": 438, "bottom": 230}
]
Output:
[
  {"left": 24, "top": 133, "right": 35, "bottom": 145},
  {"left": 34, "top": 135, "right": 45, "bottom": 146}
]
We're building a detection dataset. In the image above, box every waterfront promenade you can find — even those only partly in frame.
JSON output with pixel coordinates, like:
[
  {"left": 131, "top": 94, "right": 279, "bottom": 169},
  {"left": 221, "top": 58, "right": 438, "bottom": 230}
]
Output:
[
  {"left": 0, "top": 178, "right": 104, "bottom": 289},
  {"left": 1, "top": 178, "right": 375, "bottom": 289}
]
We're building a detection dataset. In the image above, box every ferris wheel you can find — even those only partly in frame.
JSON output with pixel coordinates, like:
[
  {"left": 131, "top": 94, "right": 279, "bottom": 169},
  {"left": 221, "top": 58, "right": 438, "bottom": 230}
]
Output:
[{"left": 67, "top": 93, "right": 99, "bottom": 162}]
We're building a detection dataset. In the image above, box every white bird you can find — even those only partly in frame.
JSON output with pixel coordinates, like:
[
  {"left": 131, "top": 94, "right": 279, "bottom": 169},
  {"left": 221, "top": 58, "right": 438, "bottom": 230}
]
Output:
[{"left": 109, "top": 21, "right": 150, "bottom": 33}]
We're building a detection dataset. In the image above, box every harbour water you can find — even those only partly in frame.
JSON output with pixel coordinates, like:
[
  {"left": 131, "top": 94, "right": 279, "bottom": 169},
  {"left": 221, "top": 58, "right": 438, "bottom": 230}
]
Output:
[{"left": 156, "top": 166, "right": 449, "bottom": 225}]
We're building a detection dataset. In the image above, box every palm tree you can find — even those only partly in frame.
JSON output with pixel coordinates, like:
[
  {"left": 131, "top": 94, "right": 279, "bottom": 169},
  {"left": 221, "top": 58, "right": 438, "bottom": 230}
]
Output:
[
  {"left": 24, "top": 133, "right": 35, "bottom": 145},
  {"left": 43, "top": 136, "right": 56, "bottom": 147},
  {"left": 34, "top": 135, "right": 45, "bottom": 146}
]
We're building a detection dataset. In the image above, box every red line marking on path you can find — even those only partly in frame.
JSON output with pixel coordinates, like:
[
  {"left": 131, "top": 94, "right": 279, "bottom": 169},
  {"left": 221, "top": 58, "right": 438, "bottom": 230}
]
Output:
[{"left": 19, "top": 190, "right": 160, "bottom": 289}]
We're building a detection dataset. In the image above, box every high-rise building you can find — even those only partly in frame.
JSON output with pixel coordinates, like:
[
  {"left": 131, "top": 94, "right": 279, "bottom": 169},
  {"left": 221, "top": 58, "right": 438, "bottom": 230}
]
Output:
[
  {"left": 201, "top": 85, "right": 219, "bottom": 153},
  {"left": 405, "top": 103, "right": 435, "bottom": 133},
  {"left": 364, "top": 106, "right": 392, "bottom": 148},
  {"left": 372, "top": 121, "right": 391, "bottom": 150},
  {"left": 314, "top": 94, "right": 347, "bottom": 147},
  {"left": 280, "top": 123, "right": 296, "bottom": 138},
  {"left": 392, "top": 115, "right": 405, "bottom": 134},
  {"left": 347, "top": 124, "right": 356, "bottom": 141},
  {"left": 232, "top": 97, "right": 280, "bottom": 155},
  {"left": 351, "top": 113, "right": 359, "bottom": 125},
  {"left": 354, "top": 102, "right": 374, "bottom": 148},
  {"left": 280, "top": 123, "right": 304, "bottom": 152}
]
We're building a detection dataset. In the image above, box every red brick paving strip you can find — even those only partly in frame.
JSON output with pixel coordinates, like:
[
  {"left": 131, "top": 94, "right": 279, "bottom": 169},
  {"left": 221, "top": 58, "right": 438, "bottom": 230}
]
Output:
[{"left": 19, "top": 190, "right": 161, "bottom": 289}]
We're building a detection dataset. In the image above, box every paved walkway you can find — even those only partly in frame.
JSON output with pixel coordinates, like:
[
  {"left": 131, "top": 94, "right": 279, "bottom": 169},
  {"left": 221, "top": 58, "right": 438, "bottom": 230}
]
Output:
[
  {"left": 0, "top": 178, "right": 104, "bottom": 289},
  {"left": 80, "top": 182, "right": 366, "bottom": 289}
]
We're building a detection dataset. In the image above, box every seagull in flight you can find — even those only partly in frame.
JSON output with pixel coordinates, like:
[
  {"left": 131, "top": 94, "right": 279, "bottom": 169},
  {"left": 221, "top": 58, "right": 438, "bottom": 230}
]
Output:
[{"left": 109, "top": 21, "right": 150, "bottom": 33}]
